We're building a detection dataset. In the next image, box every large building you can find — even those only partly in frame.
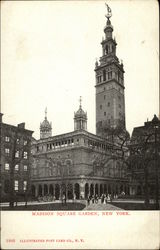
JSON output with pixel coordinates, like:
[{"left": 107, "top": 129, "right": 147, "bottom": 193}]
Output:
[
  {"left": 0, "top": 113, "right": 33, "bottom": 201},
  {"left": 30, "top": 7, "right": 129, "bottom": 200}
]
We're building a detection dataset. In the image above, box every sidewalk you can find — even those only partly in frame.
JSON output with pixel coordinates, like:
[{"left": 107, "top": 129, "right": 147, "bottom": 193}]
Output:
[{"left": 84, "top": 201, "right": 123, "bottom": 210}]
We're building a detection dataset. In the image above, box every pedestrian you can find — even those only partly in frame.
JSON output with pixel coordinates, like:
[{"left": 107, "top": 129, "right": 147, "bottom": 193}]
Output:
[
  {"left": 92, "top": 195, "right": 94, "bottom": 204},
  {"left": 73, "top": 193, "right": 76, "bottom": 203},
  {"left": 87, "top": 196, "right": 90, "bottom": 206},
  {"left": 95, "top": 194, "right": 98, "bottom": 204},
  {"left": 110, "top": 194, "right": 113, "bottom": 202},
  {"left": 105, "top": 195, "right": 108, "bottom": 204},
  {"left": 107, "top": 194, "right": 110, "bottom": 202},
  {"left": 101, "top": 194, "right": 104, "bottom": 204}
]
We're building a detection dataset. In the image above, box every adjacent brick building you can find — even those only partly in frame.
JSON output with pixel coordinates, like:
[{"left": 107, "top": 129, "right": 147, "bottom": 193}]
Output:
[{"left": 0, "top": 113, "right": 33, "bottom": 201}]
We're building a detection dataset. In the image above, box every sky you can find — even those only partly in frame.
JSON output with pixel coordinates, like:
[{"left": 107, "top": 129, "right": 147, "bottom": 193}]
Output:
[{"left": 1, "top": 0, "right": 159, "bottom": 139}]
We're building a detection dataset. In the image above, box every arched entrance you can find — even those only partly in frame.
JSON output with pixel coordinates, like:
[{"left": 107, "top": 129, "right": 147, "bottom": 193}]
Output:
[
  {"left": 67, "top": 184, "right": 73, "bottom": 199},
  {"left": 95, "top": 184, "right": 98, "bottom": 195},
  {"left": 55, "top": 184, "right": 60, "bottom": 200},
  {"left": 115, "top": 185, "right": 118, "bottom": 195},
  {"left": 108, "top": 184, "right": 111, "bottom": 194},
  {"left": 44, "top": 184, "right": 48, "bottom": 195},
  {"left": 49, "top": 184, "right": 54, "bottom": 195},
  {"left": 85, "top": 183, "right": 89, "bottom": 198},
  {"left": 61, "top": 184, "right": 66, "bottom": 197},
  {"left": 90, "top": 184, "right": 94, "bottom": 196},
  {"left": 74, "top": 183, "right": 80, "bottom": 199},
  {"left": 120, "top": 185, "right": 123, "bottom": 193},
  {"left": 149, "top": 184, "right": 155, "bottom": 198},
  {"left": 38, "top": 185, "right": 42, "bottom": 196},
  {"left": 137, "top": 185, "right": 142, "bottom": 195},
  {"left": 104, "top": 184, "right": 107, "bottom": 194},
  {"left": 100, "top": 184, "right": 103, "bottom": 196},
  {"left": 31, "top": 185, "right": 36, "bottom": 197}
]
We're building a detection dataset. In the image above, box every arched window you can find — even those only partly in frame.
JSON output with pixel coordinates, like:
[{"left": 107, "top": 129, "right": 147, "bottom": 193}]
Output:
[
  {"left": 105, "top": 45, "right": 109, "bottom": 54},
  {"left": 103, "top": 70, "right": 106, "bottom": 81}
]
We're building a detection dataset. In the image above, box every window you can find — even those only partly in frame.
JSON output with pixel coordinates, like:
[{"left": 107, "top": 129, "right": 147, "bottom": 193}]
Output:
[
  {"left": 5, "top": 163, "right": 10, "bottom": 170},
  {"left": 23, "top": 151, "right": 28, "bottom": 159},
  {"left": 24, "top": 165, "right": 28, "bottom": 171},
  {"left": 105, "top": 45, "right": 109, "bottom": 54},
  {"left": 37, "top": 146, "right": 39, "bottom": 152},
  {"left": 119, "top": 104, "right": 121, "bottom": 108},
  {"left": 5, "top": 136, "right": 10, "bottom": 142},
  {"left": 103, "top": 70, "right": 106, "bottom": 81},
  {"left": 108, "top": 71, "right": 112, "bottom": 80},
  {"left": 15, "top": 164, "right": 19, "bottom": 171},
  {"left": 97, "top": 76, "right": 102, "bottom": 83},
  {"left": 15, "top": 150, "right": 19, "bottom": 158},
  {"left": 104, "top": 95, "right": 106, "bottom": 100},
  {"left": 23, "top": 181, "right": 27, "bottom": 191},
  {"left": 4, "top": 180, "right": 10, "bottom": 193},
  {"left": 104, "top": 87, "right": 106, "bottom": 91},
  {"left": 24, "top": 140, "right": 28, "bottom": 146},
  {"left": 14, "top": 180, "right": 19, "bottom": 191},
  {"left": 104, "top": 112, "right": 106, "bottom": 116},
  {"left": 100, "top": 105, "right": 102, "bottom": 110},
  {"left": 108, "top": 102, "right": 110, "bottom": 107},
  {"left": 5, "top": 148, "right": 10, "bottom": 155}
]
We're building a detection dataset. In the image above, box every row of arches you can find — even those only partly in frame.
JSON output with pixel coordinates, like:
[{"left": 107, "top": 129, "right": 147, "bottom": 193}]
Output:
[
  {"left": 31, "top": 182, "right": 129, "bottom": 200},
  {"left": 31, "top": 183, "right": 80, "bottom": 200},
  {"left": 85, "top": 183, "right": 129, "bottom": 198}
]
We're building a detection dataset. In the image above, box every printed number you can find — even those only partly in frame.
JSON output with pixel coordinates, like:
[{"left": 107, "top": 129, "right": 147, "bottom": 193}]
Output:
[{"left": 6, "top": 239, "right": 15, "bottom": 243}]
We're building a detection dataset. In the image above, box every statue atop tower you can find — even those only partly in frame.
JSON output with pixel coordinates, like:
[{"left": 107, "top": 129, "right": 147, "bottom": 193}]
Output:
[
  {"left": 105, "top": 3, "right": 112, "bottom": 20},
  {"left": 40, "top": 108, "right": 52, "bottom": 139}
]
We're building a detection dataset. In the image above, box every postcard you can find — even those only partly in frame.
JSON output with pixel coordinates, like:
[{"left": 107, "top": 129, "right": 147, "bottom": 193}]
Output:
[{"left": 1, "top": 1, "right": 159, "bottom": 249}]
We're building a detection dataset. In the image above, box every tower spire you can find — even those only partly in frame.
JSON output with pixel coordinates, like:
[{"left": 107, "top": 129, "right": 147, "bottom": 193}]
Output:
[
  {"left": 45, "top": 107, "right": 47, "bottom": 120},
  {"left": 40, "top": 107, "right": 52, "bottom": 139},
  {"left": 74, "top": 97, "right": 87, "bottom": 131},
  {"left": 79, "top": 96, "right": 82, "bottom": 109}
]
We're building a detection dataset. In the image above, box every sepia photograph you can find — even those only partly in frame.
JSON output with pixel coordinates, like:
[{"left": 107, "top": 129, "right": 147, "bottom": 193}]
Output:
[{"left": 1, "top": 0, "right": 159, "bottom": 249}]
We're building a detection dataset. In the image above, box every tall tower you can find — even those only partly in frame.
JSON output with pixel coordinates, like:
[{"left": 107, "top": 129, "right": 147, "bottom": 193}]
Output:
[
  {"left": 40, "top": 108, "right": 52, "bottom": 139},
  {"left": 95, "top": 4, "right": 125, "bottom": 136},
  {"left": 74, "top": 97, "right": 87, "bottom": 131}
]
